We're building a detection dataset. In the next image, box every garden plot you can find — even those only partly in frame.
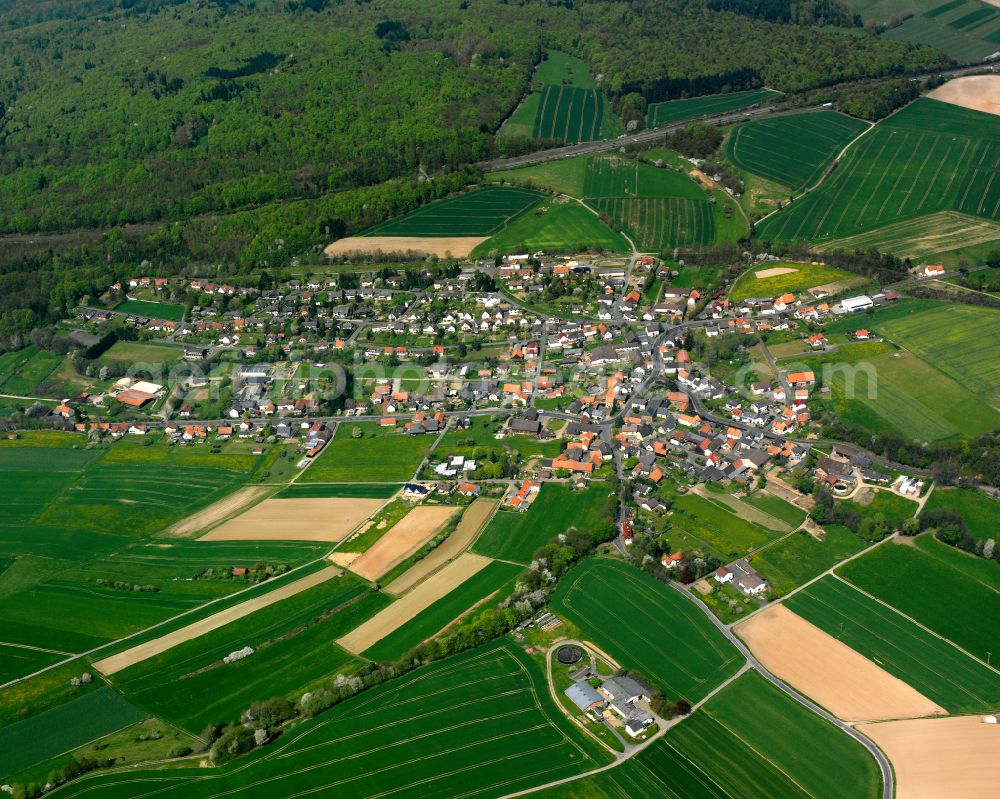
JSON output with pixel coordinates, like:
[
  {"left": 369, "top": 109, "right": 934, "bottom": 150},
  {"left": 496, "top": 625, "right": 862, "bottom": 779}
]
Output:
[{"left": 200, "top": 497, "right": 386, "bottom": 542}]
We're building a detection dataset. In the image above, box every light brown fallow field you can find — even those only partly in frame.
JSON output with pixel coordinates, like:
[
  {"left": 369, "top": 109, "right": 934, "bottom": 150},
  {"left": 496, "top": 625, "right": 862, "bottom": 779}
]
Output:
[
  {"left": 324, "top": 236, "right": 488, "bottom": 258},
  {"left": 736, "top": 604, "right": 947, "bottom": 722},
  {"left": 754, "top": 266, "right": 798, "bottom": 278},
  {"left": 385, "top": 498, "right": 499, "bottom": 595},
  {"left": 164, "top": 486, "right": 272, "bottom": 537},
  {"left": 199, "top": 497, "right": 386, "bottom": 542},
  {"left": 928, "top": 76, "right": 1000, "bottom": 118},
  {"left": 349, "top": 505, "right": 460, "bottom": 581},
  {"left": 858, "top": 715, "right": 1000, "bottom": 799},
  {"left": 93, "top": 566, "right": 343, "bottom": 675},
  {"left": 337, "top": 552, "right": 491, "bottom": 654}
]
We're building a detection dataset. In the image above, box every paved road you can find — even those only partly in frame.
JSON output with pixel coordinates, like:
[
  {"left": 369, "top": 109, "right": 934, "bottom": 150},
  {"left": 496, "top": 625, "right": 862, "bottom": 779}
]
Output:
[{"left": 666, "top": 581, "right": 894, "bottom": 799}]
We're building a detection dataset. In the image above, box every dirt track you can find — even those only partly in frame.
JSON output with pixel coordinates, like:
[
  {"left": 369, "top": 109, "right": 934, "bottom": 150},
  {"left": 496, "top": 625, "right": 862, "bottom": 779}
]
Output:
[
  {"left": 337, "top": 553, "right": 491, "bottom": 654},
  {"left": 929, "top": 76, "right": 1000, "bottom": 117},
  {"left": 164, "top": 486, "right": 271, "bottom": 537},
  {"left": 349, "top": 505, "right": 459, "bottom": 581},
  {"left": 200, "top": 497, "right": 385, "bottom": 542},
  {"left": 736, "top": 605, "right": 946, "bottom": 722},
  {"left": 93, "top": 566, "right": 342, "bottom": 675},
  {"left": 385, "top": 498, "right": 498, "bottom": 595},
  {"left": 858, "top": 715, "right": 1000, "bottom": 798},
  {"left": 324, "top": 236, "right": 488, "bottom": 258}
]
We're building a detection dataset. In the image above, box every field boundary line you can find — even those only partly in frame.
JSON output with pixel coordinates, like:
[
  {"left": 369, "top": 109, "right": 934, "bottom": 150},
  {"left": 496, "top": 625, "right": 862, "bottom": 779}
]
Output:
[
  {"left": 830, "top": 571, "right": 1000, "bottom": 676},
  {"left": 0, "top": 640, "right": 74, "bottom": 656}
]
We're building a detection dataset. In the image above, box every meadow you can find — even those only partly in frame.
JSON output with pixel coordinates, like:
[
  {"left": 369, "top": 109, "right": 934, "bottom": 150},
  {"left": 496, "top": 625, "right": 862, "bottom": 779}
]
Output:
[
  {"left": 726, "top": 110, "right": 869, "bottom": 191},
  {"left": 48, "top": 642, "right": 612, "bottom": 799},
  {"left": 0, "top": 644, "right": 63, "bottom": 684},
  {"left": 838, "top": 543, "right": 1000, "bottom": 662},
  {"left": 0, "top": 686, "right": 146, "bottom": 780},
  {"left": 472, "top": 483, "right": 612, "bottom": 564},
  {"left": 552, "top": 559, "right": 743, "bottom": 703},
  {"left": 669, "top": 492, "right": 784, "bottom": 559},
  {"left": 810, "top": 345, "right": 1000, "bottom": 441},
  {"left": 112, "top": 575, "right": 388, "bottom": 732},
  {"left": 728, "top": 261, "right": 863, "bottom": 301},
  {"left": 740, "top": 491, "right": 807, "bottom": 528},
  {"left": 473, "top": 200, "right": 629, "bottom": 255},
  {"left": 361, "top": 186, "right": 544, "bottom": 238},
  {"left": 0, "top": 346, "right": 63, "bottom": 395},
  {"left": 276, "top": 483, "right": 400, "bottom": 499},
  {"left": 533, "top": 670, "right": 881, "bottom": 799},
  {"left": 750, "top": 525, "right": 866, "bottom": 596},
  {"left": 583, "top": 156, "right": 705, "bottom": 200},
  {"left": 785, "top": 575, "right": 1000, "bottom": 713},
  {"left": 489, "top": 157, "right": 589, "bottom": 197},
  {"left": 113, "top": 299, "right": 185, "bottom": 322},
  {"left": 300, "top": 422, "right": 432, "bottom": 482},
  {"left": 361, "top": 559, "right": 521, "bottom": 662},
  {"left": 877, "top": 302, "right": 1000, "bottom": 404},
  {"left": 646, "top": 89, "right": 780, "bottom": 128},
  {"left": 96, "top": 341, "right": 183, "bottom": 367},
  {"left": 758, "top": 100, "right": 1000, "bottom": 246}
]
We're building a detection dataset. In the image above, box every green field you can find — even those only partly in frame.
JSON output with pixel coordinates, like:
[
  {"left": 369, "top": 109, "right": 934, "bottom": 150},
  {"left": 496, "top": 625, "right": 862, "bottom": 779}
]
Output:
[
  {"left": 913, "top": 530, "right": 1000, "bottom": 589},
  {"left": 533, "top": 84, "right": 613, "bottom": 143},
  {"left": 535, "top": 670, "right": 880, "bottom": 799},
  {"left": 759, "top": 100, "right": 1000, "bottom": 246},
  {"left": 114, "top": 299, "right": 185, "bottom": 322},
  {"left": 838, "top": 542, "right": 1000, "bottom": 662},
  {"left": 729, "top": 260, "right": 864, "bottom": 301},
  {"left": 590, "top": 197, "right": 714, "bottom": 250},
  {"left": 816, "top": 210, "right": 1000, "bottom": 261},
  {"left": 876, "top": 0, "right": 1000, "bottom": 60},
  {"left": 583, "top": 156, "right": 705, "bottom": 200},
  {"left": 0, "top": 686, "right": 146, "bottom": 780},
  {"left": 751, "top": 526, "right": 866, "bottom": 596},
  {"left": 0, "top": 438, "right": 309, "bottom": 654},
  {"left": 113, "top": 574, "right": 388, "bottom": 732},
  {"left": 473, "top": 199, "right": 630, "bottom": 255},
  {"left": 727, "top": 110, "right": 869, "bottom": 191},
  {"left": 47, "top": 641, "right": 612, "bottom": 799},
  {"left": 552, "top": 559, "right": 743, "bottom": 702},
  {"left": 361, "top": 186, "right": 544, "bottom": 237},
  {"left": 0, "top": 643, "right": 63, "bottom": 683},
  {"left": 533, "top": 50, "right": 598, "bottom": 88},
  {"left": 646, "top": 89, "right": 780, "bottom": 128},
  {"left": 472, "top": 484, "right": 612, "bottom": 564},
  {"left": 300, "top": 423, "right": 432, "bottom": 482},
  {"left": 785, "top": 576, "right": 1000, "bottom": 713},
  {"left": 362, "top": 559, "right": 521, "bottom": 662},
  {"left": 0, "top": 346, "right": 63, "bottom": 395}
]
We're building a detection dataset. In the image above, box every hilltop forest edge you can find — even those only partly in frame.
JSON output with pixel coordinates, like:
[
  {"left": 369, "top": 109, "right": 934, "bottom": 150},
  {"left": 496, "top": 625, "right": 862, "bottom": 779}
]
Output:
[{"left": 0, "top": 0, "right": 958, "bottom": 339}]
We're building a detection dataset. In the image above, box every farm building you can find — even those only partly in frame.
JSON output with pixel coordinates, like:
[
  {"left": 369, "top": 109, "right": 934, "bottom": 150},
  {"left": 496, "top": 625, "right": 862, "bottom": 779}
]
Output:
[
  {"left": 565, "top": 682, "right": 605, "bottom": 712},
  {"left": 840, "top": 295, "right": 874, "bottom": 313}
]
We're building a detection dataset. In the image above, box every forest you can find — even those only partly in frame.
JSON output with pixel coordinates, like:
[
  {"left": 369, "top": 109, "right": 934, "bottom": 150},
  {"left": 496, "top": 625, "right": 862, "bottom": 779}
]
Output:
[{"left": 0, "top": 0, "right": 950, "bottom": 336}]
